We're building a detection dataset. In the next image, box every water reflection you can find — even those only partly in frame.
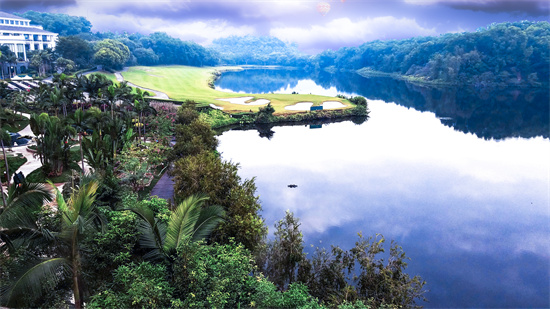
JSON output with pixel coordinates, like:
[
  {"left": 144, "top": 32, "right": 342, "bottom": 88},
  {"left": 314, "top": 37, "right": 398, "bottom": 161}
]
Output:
[
  {"left": 217, "top": 100, "right": 550, "bottom": 307},
  {"left": 215, "top": 68, "right": 549, "bottom": 140},
  {"left": 214, "top": 69, "right": 549, "bottom": 307}
]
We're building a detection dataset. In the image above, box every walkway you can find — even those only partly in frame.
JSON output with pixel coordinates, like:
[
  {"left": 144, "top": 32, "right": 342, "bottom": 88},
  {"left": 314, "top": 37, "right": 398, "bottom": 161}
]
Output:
[
  {"left": 149, "top": 170, "right": 175, "bottom": 203},
  {"left": 10, "top": 113, "right": 40, "bottom": 177},
  {"left": 115, "top": 68, "right": 170, "bottom": 100}
]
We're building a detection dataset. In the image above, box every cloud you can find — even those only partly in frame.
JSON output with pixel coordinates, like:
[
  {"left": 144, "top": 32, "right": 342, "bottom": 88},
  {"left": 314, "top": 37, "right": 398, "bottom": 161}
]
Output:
[
  {"left": 67, "top": 0, "right": 311, "bottom": 28},
  {"left": 404, "top": 0, "right": 550, "bottom": 16},
  {"left": 70, "top": 8, "right": 256, "bottom": 45},
  {"left": 0, "top": 0, "right": 77, "bottom": 11},
  {"left": 270, "top": 16, "right": 437, "bottom": 54},
  {"left": 152, "top": 20, "right": 256, "bottom": 45}
]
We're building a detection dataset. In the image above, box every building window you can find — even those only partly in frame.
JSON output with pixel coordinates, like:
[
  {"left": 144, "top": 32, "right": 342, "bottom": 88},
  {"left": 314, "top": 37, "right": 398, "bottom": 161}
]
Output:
[
  {"left": 0, "top": 20, "right": 3, "bottom": 24},
  {"left": 17, "top": 44, "right": 24, "bottom": 60},
  {"left": 15, "top": 21, "right": 19, "bottom": 25},
  {"left": 24, "top": 34, "right": 29, "bottom": 40},
  {"left": 34, "top": 44, "right": 39, "bottom": 50},
  {"left": 43, "top": 44, "right": 48, "bottom": 50},
  {"left": 10, "top": 20, "right": 14, "bottom": 25}
]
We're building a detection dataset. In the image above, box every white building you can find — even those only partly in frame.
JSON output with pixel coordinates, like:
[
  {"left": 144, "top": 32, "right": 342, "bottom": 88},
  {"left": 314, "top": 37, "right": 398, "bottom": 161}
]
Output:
[{"left": 0, "top": 11, "right": 58, "bottom": 75}]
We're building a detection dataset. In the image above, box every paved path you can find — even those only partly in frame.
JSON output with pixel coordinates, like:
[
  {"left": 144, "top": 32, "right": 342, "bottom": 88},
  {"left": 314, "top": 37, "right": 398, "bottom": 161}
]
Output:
[
  {"left": 150, "top": 170, "right": 175, "bottom": 203},
  {"left": 115, "top": 69, "right": 170, "bottom": 100},
  {"left": 10, "top": 113, "right": 40, "bottom": 177}
]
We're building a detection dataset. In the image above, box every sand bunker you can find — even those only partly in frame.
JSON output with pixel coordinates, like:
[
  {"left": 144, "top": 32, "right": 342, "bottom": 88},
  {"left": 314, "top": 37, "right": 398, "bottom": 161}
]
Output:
[
  {"left": 284, "top": 102, "right": 313, "bottom": 111},
  {"left": 216, "top": 97, "right": 270, "bottom": 105},
  {"left": 209, "top": 104, "right": 224, "bottom": 110},
  {"left": 322, "top": 101, "right": 346, "bottom": 109}
]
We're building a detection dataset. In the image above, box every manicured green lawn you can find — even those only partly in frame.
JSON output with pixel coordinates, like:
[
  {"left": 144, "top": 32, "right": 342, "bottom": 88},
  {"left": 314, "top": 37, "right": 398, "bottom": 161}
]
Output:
[
  {"left": 90, "top": 71, "right": 118, "bottom": 84},
  {"left": 0, "top": 153, "right": 27, "bottom": 181},
  {"left": 1, "top": 113, "right": 30, "bottom": 132},
  {"left": 121, "top": 66, "right": 352, "bottom": 115}
]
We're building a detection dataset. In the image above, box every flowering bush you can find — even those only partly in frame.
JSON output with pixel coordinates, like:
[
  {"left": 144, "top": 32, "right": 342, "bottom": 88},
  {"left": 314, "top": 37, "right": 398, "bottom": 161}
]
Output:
[{"left": 146, "top": 102, "right": 177, "bottom": 145}]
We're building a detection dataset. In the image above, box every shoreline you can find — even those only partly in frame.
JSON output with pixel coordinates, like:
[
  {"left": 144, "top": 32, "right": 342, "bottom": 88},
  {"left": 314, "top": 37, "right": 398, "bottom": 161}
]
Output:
[{"left": 355, "top": 68, "right": 549, "bottom": 89}]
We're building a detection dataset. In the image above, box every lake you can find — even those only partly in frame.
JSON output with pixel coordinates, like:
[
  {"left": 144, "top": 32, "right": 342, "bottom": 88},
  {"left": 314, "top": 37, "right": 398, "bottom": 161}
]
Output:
[{"left": 214, "top": 68, "right": 550, "bottom": 308}]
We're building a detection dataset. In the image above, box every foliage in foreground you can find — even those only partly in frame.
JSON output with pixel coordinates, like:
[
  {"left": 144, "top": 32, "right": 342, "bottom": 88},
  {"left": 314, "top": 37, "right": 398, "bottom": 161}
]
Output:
[{"left": 261, "top": 212, "right": 427, "bottom": 308}]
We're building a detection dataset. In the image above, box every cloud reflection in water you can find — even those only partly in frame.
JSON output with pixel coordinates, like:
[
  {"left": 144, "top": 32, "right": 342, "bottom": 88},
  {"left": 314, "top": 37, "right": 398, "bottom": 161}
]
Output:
[{"left": 218, "top": 99, "right": 549, "bottom": 307}]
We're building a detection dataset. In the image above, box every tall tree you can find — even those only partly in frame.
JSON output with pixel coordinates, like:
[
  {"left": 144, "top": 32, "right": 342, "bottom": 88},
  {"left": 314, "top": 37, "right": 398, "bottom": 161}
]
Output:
[
  {"left": 55, "top": 36, "right": 93, "bottom": 68},
  {"left": 0, "top": 180, "right": 99, "bottom": 309},
  {"left": 30, "top": 50, "right": 52, "bottom": 77},
  {"left": 267, "top": 211, "right": 305, "bottom": 290},
  {"left": 93, "top": 39, "right": 131, "bottom": 70}
]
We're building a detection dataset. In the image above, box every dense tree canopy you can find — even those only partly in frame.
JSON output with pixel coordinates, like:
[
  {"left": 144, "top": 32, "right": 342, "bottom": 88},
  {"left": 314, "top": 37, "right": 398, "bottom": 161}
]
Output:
[
  {"left": 55, "top": 36, "right": 93, "bottom": 68},
  {"left": 15, "top": 11, "right": 92, "bottom": 36},
  {"left": 211, "top": 35, "right": 309, "bottom": 66},
  {"left": 310, "top": 21, "right": 550, "bottom": 87},
  {"left": 93, "top": 39, "right": 131, "bottom": 70}
]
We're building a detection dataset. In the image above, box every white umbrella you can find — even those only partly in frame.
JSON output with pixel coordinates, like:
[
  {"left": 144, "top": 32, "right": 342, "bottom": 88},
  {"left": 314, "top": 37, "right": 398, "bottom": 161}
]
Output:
[
  {"left": 22, "top": 75, "right": 33, "bottom": 80},
  {"left": 11, "top": 76, "right": 23, "bottom": 81}
]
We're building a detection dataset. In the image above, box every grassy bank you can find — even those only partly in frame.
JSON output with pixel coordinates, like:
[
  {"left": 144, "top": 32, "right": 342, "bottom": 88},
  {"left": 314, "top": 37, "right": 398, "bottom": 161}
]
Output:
[{"left": 120, "top": 65, "right": 353, "bottom": 115}]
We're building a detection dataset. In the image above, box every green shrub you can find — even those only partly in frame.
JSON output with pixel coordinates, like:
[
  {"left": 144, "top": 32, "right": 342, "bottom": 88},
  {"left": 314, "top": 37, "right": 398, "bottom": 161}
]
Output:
[
  {"left": 88, "top": 262, "right": 173, "bottom": 309},
  {"left": 173, "top": 240, "right": 255, "bottom": 308}
]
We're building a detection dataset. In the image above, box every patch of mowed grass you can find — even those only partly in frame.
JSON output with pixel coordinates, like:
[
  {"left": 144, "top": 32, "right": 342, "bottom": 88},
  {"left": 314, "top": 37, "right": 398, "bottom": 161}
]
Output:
[
  {"left": 90, "top": 71, "right": 118, "bottom": 84},
  {"left": 121, "top": 65, "right": 352, "bottom": 115}
]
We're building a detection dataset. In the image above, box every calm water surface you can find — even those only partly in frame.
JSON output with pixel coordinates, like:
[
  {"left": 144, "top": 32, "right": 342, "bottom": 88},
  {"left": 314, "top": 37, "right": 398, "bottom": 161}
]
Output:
[{"left": 214, "top": 69, "right": 550, "bottom": 308}]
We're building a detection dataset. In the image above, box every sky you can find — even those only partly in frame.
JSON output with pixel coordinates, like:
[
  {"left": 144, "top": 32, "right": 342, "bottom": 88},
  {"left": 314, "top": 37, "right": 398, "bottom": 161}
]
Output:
[{"left": 1, "top": 0, "right": 549, "bottom": 54}]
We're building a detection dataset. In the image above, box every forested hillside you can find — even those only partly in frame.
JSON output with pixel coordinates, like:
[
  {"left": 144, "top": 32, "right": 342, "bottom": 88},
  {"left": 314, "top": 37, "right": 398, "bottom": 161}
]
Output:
[
  {"left": 15, "top": 11, "right": 92, "bottom": 36},
  {"left": 311, "top": 21, "right": 549, "bottom": 87},
  {"left": 104, "top": 32, "right": 219, "bottom": 67},
  {"left": 12, "top": 11, "right": 219, "bottom": 73},
  {"left": 210, "top": 35, "right": 309, "bottom": 66}
]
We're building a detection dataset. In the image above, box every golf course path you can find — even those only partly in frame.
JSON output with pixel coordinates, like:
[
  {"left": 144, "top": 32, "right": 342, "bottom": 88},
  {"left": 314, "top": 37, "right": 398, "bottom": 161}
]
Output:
[{"left": 115, "top": 70, "right": 170, "bottom": 100}]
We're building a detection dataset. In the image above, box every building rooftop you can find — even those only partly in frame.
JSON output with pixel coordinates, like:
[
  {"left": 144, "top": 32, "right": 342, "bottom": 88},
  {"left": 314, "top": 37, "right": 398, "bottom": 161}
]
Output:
[
  {"left": 0, "top": 25, "right": 55, "bottom": 34},
  {"left": 0, "top": 12, "right": 30, "bottom": 21}
]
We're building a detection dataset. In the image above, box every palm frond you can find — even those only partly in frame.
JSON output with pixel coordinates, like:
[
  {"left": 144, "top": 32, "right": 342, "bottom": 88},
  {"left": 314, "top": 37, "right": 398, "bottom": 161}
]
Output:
[
  {"left": 0, "top": 182, "right": 53, "bottom": 230},
  {"left": 130, "top": 203, "right": 167, "bottom": 261},
  {"left": 190, "top": 204, "right": 225, "bottom": 242},
  {"left": 1, "top": 257, "right": 70, "bottom": 308},
  {"left": 164, "top": 195, "right": 207, "bottom": 251},
  {"left": 69, "top": 180, "right": 99, "bottom": 219}
]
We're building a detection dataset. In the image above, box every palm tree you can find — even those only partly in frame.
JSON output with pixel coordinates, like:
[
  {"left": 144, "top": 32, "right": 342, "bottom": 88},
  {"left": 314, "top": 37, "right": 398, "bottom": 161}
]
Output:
[
  {"left": 54, "top": 73, "right": 81, "bottom": 117},
  {"left": 0, "top": 181, "right": 53, "bottom": 241},
  {"left": 71, "top": 109, "right": 86, "bottom": 174},
  {"left": 30, "top": 113, "right": 75, "bottom": 176},
  {"left": 131, "top": 195, "right": 225, "bottom": 262},
  {"left": 0, "top": 128, "right": 11, "bottom": 189},
  {"left": 0, "top": 180, "right": 104, "bottom": 309},
  {"left": 0, "top": 49, "right": 3, "bottom": 80},
  {"left": 104, "top": 82, "right": 133, "bottom": 120},
  {"left": 76, "top": 74, "right": 113, "bottom": 110},
  {"left": 6, "top": 54, "right": 17, "bottom": 78},
  {"left": 131, "top": 88, "right": 155, "bottom": 143},
  {"left": 30, "top": 50, "right": 52, "bottom": 77}
]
